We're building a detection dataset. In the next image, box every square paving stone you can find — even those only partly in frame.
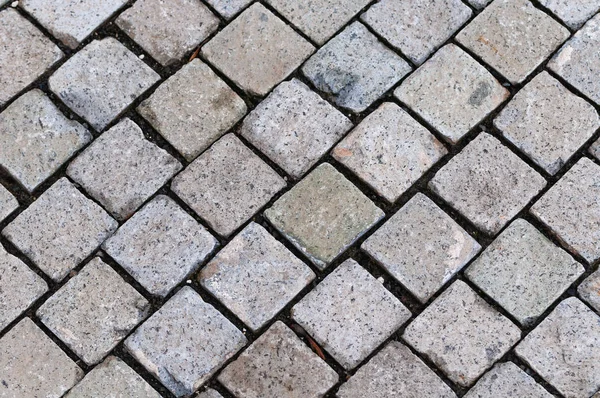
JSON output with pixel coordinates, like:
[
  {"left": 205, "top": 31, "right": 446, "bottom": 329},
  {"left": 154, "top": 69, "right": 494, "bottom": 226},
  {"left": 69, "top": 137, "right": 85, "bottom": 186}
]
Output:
[
  {"left": 466, "top": 0, "right": 493, "bottom": 9},
  {"left": 494, "top": 71, "right": 599, "bottom": 175},
  {"left": 205, "top": 0, "right": 252, "bottom": 19},
  {"left": 463, "top": 362, "right": 553, "bottom": 398},
  {"left": 336, "top": 341, "right": 457, "bottom": 398},
  {"left": 37, "top": 257, "right": 150, "bottom": 365},
  {"left": 291, "top": 259, "right": 411, "bottom": 369},
  {"left": 0, "top": 318, "right": 83, "bottom": 398},
  {"left": 200, "top": 222, "right": 315, "bottom": 331},
  {"left": 361, "top": 0, "right": 472, "bottom": 65},
  {"left": 456, "top": 0, "right": 569, "bottom": 84},
  {"left": 548, "top": 14, "right": 600, "bottom": 105},
  {"left": 240, "top": 78, "right": 353, "bottom": 179},
  {"left": 465, "top": 219, "right": 584, "bottom": 326},
  {"left": 516, "top": 297, "right": 600, "bottom": 398},
  {"left": 530, "top": 158, "right": 600, "bottom": 263},
  {"left": 0, "top": 9, "right": 63, "bottom": 106},
  {"left": 403, "top": 280, "right": 521, "bottom": 387},
  {"left": 302, "top": 22, "right": 411, "bottom": 113},
  {"left": 395, "top": 44, "right": 509, "bottom": 144},
  {"left": 64, "top": 356, "right": 161, "bottom": 398},
  {"left": 0, "top": 245, "right": 47, "bottom": 332},
  {"left": 202, "top": 3, "right": 314, "bottom": 96},
  {"left": 0, "top": 89, "right": 92, "bottom": 192},
  {"left": 265, "top": 163, "right": 384, "bottom": 269},
  {"left": 429, "top": 133, "right": 546, "bottom": 235},
  {"left": 362, "top": 193, "right": 481, "bottom": 303},
  {"left": 103, "top": 195, "right": 217, "bottom": 297},
  {"left": 67, "top": 118, "right": 182, "bottom": 220},
  {"left": 578, "top": 269, "right": 600, "bottom": 313},
  {"left": 218, "top": 321, "right": 338, "bottom": 398},
  {"left": 0, "top": 184, "right": 18, "bottom": 223},
  {"left": 197, "top": 389, "right": 224, "bottom": 398},
  {"left": 20, "top": 0, "right": 127, "bottom": 48},
  {"left": 138, "top": 59, "right": 247, "bottom": 161},
  {"left": 266, "top": 0, "right": 370, "bottom": 45},
  {"left": 49, "top": 37, "right": 160, "bottom": 131},
  {"left": 539, "top": 0, "right": 600, "bottom": 29},
  {"left": 332, "top": 103, "right": 447, "bottom": 203},
  {"left": 172, "top": 134, "right": 286, "bottom": 237},
  {"left": 2, "top": 178, "right": 117, "bottom": 282},
  {"left": 125, "top": 286, "right": 247, "bottom": 397},
  {"left": 116, "top": 0, "right": 219, "bottom": 66}
]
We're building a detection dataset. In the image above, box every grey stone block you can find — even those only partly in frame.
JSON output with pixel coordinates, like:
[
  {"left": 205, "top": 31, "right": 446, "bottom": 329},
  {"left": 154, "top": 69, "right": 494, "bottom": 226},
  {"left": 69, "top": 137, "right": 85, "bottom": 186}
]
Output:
[
  {"left": 539, "top": 0, "right": 600, "bottom": 29},
  {"left": 466, "top": 0, "right": 492, "bottom": 9},
  {"left": 291, "top": 259, "right": 411, "bottom": 369},
  {"left": 2, "top": 178, "right": 118, "bottom": 282},
  {"left": 103, "top": 195, "right": 217, "bottom": 297},
  {"left": 205, "top": 0, "right": 252, "bottom": 19},
  {"left": 0, "top": 183, "right": 18, "bottom": 223},
  {"left": 463, "top": 362, "right": 553, "bottom": 398},
  {"left": 590, "top": 138, "right": 600, "bottom": 161},
  {"left": 303, "top": 22, "right": 411, "bottom": 113},
  {"left": 240, "top": 78, "right": 353, "bottom": 179},
  {"left": 172, "top": 134, "right": 286, "bottom": 237},
  {"left": 578, "top": 269, "right": 600, "bottom": 313},
  {"left": 218, "top": 321, "right": 338, "bottom": 398},
  {"left": 197, "top": 389, "right": 224, "bottom": 398},
  {"left": 403, "top": 280, "right": 521, "bottom": 387},
  {"left": 265, "top": 163, "right": 384, "bottom": 269},
  {"left": 395, "top": 44, "right": 509, "bottom": 144},
  {"left": 429, "top": 133, "right": 546, "bottom": 235},
  {"left": 67, "top": 118, "right": 182, "bottom": 220}
]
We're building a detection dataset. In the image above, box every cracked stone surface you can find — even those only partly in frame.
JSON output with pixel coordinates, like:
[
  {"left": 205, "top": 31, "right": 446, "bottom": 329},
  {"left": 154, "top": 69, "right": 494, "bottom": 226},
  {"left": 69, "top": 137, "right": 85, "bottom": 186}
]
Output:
[
  {"left": 0, "top": 184, "right": 18, "bottom": 223},
  {"left": 463, "top": 362, "right": 553, "bottom": 398}
]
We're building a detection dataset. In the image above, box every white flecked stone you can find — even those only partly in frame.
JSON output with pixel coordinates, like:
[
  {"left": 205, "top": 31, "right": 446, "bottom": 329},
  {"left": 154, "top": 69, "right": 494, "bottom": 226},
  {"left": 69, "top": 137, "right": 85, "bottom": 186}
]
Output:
[
  {"left": 395, "top": 44, "right": 509, "bottom": 144},
  {"left": 0, "top": 318, "right": 83, "bottom": 398},
  {"left": 202, "top": 3, "right": 314, "bottom": 96},
  {"left": 578, "top": 270, "right": 600, "bottom": 313},
  {"left": 333, "top": 103, "right": 447, "bottom": 202},
  {"left": 200, "top": 222, "right": 315, "bottom": 331},
  {"left": 465, "top": 219, "right": 583, "bottom": 326},
  {"left": 456, "top": 0, "right": 569, "bottom": 84},
  {"left": 337, "top": 341, "right": 457, "bottom": 398},
  {"left": 495, "top": 71, "right": 599, "bottom": 175},
  {"left": 2, "top": 178, "right": 118, "bottom": 282},
  {"left": 0, "top": 184, "right": 18, "bottom": 223},
  {"left": 20, "top": 0, "right": 128, "bottom": 48},
  {"left": 138, "top": 59, "right": 247, "bottom": 161},
  {"left": 205, "top": 0, "right": 252, "bottom": 19},
  {"left": 103, "top": 195, "right": 217, "bottom": 297},
  {"left": 0, "top": 89, "right": 92, "bottom": 192},
  {"left": 539, "top": 0, "right": 600, "bottom": 29},
  {"left": 197, "top": 389, "right": 224, "bottom": 398},
  {"left": 125, "top": 287, "right": 247, "bottom": 397},
  {"left": 49, "top": 38, "right": 160, "bottom": 130},
  {"left": 466, "top": 0, "right": 493, "bottom": 9},
  {"left": 218, "top": 321, "right": 338, "bottom": 398},
  {"left": 292, "top": 259, "right": 411, "bottom": 369},
  {"left": 403, "top": 280, "right": 521, "bottom": 387},
  {"left": 303, "top": 22, "right": 411, "bottom": 113},
  {"left": 0, "top": 9, "right": 63, "bottom": 106},
  {"left": 0, "top": 245, "right": 47, "bottom": 332},
  {"left": 361, "top": 0, "right": 472, "bottom": 65},
  {"left": 516, "top": 297, "right": 600, "bottom": 398},
  {"left": 240, "top": 78, "right": 353, "bottom": 179},
  {"left": 362, "top": 193, "right": 481, "bottom": 303},
  {"left": 116, "top": 0, "right": 219, "bottom": 66},
  {"left": 429, "top": 133, "right": 546, "bottom": 235},
  {"left": 463, "top": 362, "right": 553, "bottom": 398},
  {"left": 67, "top": 118, "right": 182, "bottom": 220}
]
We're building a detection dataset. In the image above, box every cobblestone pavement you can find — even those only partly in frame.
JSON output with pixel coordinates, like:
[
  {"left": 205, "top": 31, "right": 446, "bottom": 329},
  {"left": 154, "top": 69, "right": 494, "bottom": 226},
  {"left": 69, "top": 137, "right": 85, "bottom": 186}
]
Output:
[{"left": 2, "top": 1, "right": 600, "bottom": 397}]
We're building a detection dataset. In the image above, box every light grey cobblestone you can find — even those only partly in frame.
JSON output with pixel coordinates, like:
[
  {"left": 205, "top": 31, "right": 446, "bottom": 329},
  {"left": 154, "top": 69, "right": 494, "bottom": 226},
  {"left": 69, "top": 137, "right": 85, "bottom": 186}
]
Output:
[
  {"left": 205, "top": 0, "right": 252, "bottom": 20},
  {"left": 578, "top": 269, "right": 600, "bottom": 313},
  {"left": 0, "top": 184, "right": 18, "bottom": 223},
  {"left": 463, "top": 362, "right": 553, "bottom": 398},
  {"left": 466, "top": 0, "right": 492, "bottom": 9},
  {"left": 539, "top": 0, "right": 600, "bottom": 29},
  {"left": 197, "top": 389, "right": 224, "bottom": 398}
]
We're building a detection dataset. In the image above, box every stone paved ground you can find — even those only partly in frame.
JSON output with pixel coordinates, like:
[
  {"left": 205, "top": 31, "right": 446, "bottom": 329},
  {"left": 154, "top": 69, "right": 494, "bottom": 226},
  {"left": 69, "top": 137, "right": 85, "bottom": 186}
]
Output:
[{"left": 2, "top": 0, "right": 600, "bottom": 397}]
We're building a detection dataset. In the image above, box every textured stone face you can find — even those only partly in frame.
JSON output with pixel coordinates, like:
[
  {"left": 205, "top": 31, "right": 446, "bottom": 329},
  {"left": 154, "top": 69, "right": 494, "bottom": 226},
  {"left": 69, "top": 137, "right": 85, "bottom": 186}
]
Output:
[
  {"left": 2, "top": 178, "right": 118, "bottom": 282},
  {"left": 67, "top": 118, "right": 182, "bottom": 220},
  {"left": 0, "top": 89, "right": 92, "bottom": 192},
  {"left": 172, "top": 134, "right": 286, "bottom": 237},
  {"left": 456, "top": 0, "right": 569, "bottom": 84},
  {"left": 291, "top": 259, "right": 411, "bottom": 369},
  {"left": 362, "top": 193, "right": 481, "bottom": 303},
  {"left": 218, "top": 321, "right": 339, "bottom": 398},
  {"left": 333, "top": 103, "right": 447, "bottom": 202},
  {"left": 202, "top": 3, "right": 314, "bottom": 96},
  {"left": 241, "top": 79, "right": 353, "bottom": 179},
  {"left": 205, "top": 0, "right": 252, "bottom": 19},
  {"left": 265, "top": 163, "right": 384, "bottom": 269},
  {"left": 395, "top": 44, "right": 509, "bottom": 144},
  {"left": 337, "top": 341, "right": 457, "bottom": 398},
  {"left": 0, "top": 184, "right": 18, "bottom": 223},
  {"left": 303, "top": 22, "right": 411, "bottom": 113},
  {"left": 578, "top": 270, "right": 600, "bottom": 313},
  {"left": 116, "top": 0, "right": 219, "bottom": 66},
  {"left": 0, "top": 9, "right": 63, "bottom": 106},
  {"left": 429, "top": 133, "right": 546, "bottom": 235},
  {"left": 199, "top": 222, "right": 315, "bottom": 331},
  {"left": 465, "top": 0, "right": 492, "bottom": 8},
  {"left": 539, "top": 0, "right": 600, "bottom": 29},
  {"left": 463, "top": 362, "right": 553, "bottom": 398},
  {"left": 197, "top": 389, "right": 225, "bottom": 398},
  {"left": 49, "top": 38, "right": 160, "bottom": 130}
]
